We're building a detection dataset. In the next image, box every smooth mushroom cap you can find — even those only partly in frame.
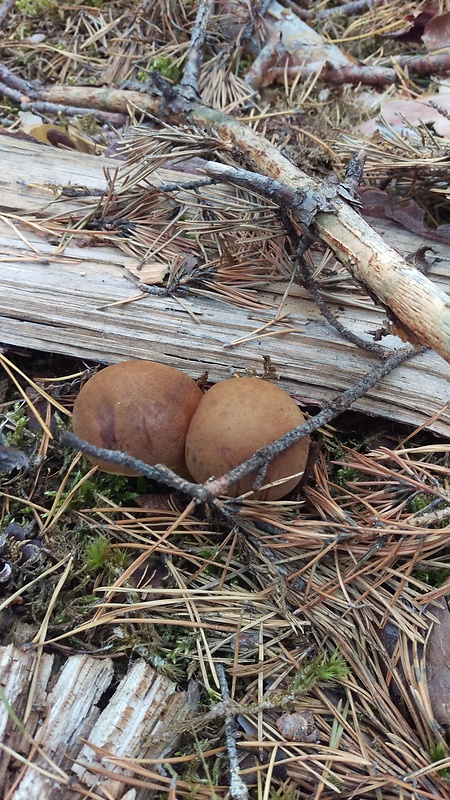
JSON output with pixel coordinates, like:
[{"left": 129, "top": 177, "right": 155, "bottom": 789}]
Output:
[
  {"left": 185, "top": 377, "right": 309, "bottom": 500},
  {"left": 72, "top": 360, "right": 203, "bottom": 477}
]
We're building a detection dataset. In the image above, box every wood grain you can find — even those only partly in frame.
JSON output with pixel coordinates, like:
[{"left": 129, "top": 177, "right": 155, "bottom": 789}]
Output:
[{"left": 0, "top": 133, "right": 449, "bottom": 436}]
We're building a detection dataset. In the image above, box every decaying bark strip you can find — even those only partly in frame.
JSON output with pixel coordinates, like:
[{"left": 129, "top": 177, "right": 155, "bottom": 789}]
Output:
[{"left": 0, "top": 644, "right": 190, "bottom": 800}]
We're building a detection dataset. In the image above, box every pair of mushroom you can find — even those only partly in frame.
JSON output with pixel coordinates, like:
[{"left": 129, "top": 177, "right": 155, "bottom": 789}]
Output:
[{"left": 72, "top": 361, "right": 309, "bottom": 501}]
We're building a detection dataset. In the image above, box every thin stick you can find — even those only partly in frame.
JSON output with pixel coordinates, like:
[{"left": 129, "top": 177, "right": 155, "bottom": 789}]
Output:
[
  {"left": 180, "top": 0, "right": 215, "bottom": 100},
  {"left": 0, "top": 0, "right": 15, "bottom": 27},
  {"left": 216, "top": 662, "right": 249, "bottom": 800},
  {"left": 280, "top": 210, "right": 389, "bottom": 358}
]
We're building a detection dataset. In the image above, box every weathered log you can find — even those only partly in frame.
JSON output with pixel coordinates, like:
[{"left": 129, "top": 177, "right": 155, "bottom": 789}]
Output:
[{"left": 0, "top": 133, "right": 449, "bottom": 435}]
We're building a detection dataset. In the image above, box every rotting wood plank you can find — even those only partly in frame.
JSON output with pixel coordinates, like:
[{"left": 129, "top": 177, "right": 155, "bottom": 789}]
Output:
[
  {"left": 0, "top": 133, "right": 449, "bottom": 436},
  {"left": 0, "top": 644, "right": 190, "bottom": 800}
]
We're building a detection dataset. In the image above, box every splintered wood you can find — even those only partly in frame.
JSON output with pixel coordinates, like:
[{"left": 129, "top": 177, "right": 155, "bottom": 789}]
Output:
[
  {"left": 0, "top": 644, "right": 190, "bottom": 799},
  {"left": 0, "top": 132, "right": 449, "bottom": 435}
]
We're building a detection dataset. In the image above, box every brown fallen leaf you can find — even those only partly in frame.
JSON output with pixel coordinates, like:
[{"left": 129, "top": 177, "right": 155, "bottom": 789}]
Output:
[
  {"left": 357, "top": 94, "right": 450, "bottom": 138},
  {"left": 275, "top": 710, "right": 320, "bottom": 743},
  {"left": 360, "top": 187, "right": 450, "bottom": 246},
  {"left": 426, "top": 600, "right": 450, "bottom": 726},
  {"left": 422, "top": 11, "right": 450, "bottom": 51}
]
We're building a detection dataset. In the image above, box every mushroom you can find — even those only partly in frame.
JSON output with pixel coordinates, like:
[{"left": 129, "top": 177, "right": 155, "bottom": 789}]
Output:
[
  {"left": 185, "top": 377, "right": 309, "bottom": 500},
  {"left": 72, "top": 360, "right": 203, "bottom": 477}
]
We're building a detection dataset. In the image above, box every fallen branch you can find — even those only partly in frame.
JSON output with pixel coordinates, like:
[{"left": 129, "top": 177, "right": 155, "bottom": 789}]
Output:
[
  {"left": 263, "top": 53, "right": 450, "bottom": 87},
  {"left": 385, "top": 51, "right": 450, "bottom": 76},
  {"left": 316, "top": 0, "right": 384, "bottom": 18},
  {"left": 244, "top": 32, "right": 284, "bottom": 91},
  {"left": 183, "top": 141, "right": 450, "bottom": 364},
  {"left": 0, "top": 62, "right": 161, "bottom": 118},
  {"left": 0, "top": 0, "right": 14, "bottom": 28},
  {"left": 262, "top": 63, "right": 398, "bottom": 87}
]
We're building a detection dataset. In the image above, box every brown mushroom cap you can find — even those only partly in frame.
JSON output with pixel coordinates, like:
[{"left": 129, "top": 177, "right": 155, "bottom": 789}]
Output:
[
  {"left": 185, "top": 377, "right": 309, "bottom": 500},
  {"left": 72, "top": 360, "right": 203, "bottom": 477}
]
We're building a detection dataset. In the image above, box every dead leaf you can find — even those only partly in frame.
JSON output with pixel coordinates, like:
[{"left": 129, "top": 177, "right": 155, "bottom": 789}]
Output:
[
  {"left": 422, "top": 11, "right": 450, "bottom": 51},
  {"left": 0, "top": 444, "right": 29, "bottom": 473},
  {"left": 357, "top": 95, "right": 450, "bottom": 138},
  {"left": 426, "top": 600, "right": 450, "bottom": 725},
  {"left": 360, "top": 187, "right": 450, "bottom": 246},
  {"left": 266, "top": 0, "right": 354, "bottom": 71},
  {"left": 275, "top": 710, "right": 320, "bottom": 742},
  {"left": 18, "top": 111, "right": 96, "bottom": 153}
]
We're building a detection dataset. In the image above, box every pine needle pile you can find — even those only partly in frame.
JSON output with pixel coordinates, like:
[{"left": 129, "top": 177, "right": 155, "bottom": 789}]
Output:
[{"left": 1, "top": 362, "right": 450, "bottom": 798}]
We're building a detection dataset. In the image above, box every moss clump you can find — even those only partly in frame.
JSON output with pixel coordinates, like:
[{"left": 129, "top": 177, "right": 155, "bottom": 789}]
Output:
[
  {"left": 429, "top": 742, "right": 450, "bottom": 780},
  {"left": 154, "top": 57, "right": 182, "bottom": 83},
  {"left": 15, "top": 0, "right": 58, "bottom": 17},
  {"left": 84, "top": 535, "right": 132, "bottom": 581},
  {"left": 292, "top": 648, "right": 348, "bottom": 694},
  {"left": 44, "top": 460, "right": 146, "bottom": 513},
  {"left": 3, "top": 402, "right": 30, "bottom": 450}
]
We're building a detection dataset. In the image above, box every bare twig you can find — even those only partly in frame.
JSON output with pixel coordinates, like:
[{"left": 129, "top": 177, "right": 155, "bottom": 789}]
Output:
[
  {"left": 157, "top": 176, "right": 217, "bottom": 193},
  {"left": 278, "top": 193, "right": 388, "bottom": 358},
  {"left": 216, "top": 663, "right": 249, "bottom": 800},
  {"left": 244, "top": 33, "right": 284, "bottom": 92},
  {"left": 0, "top": 0, "right": 15, "bottom": 28},
  {"left": 264, "top": 52, "right": 450, "bottom": 87},
  {"left": 0, "top": 63, "right": 38, "bottom": 95},
  {"left": 317, "top": 0, "right": 384, "bottom": 18},
  {"left": 262, "top": 63, "right": 398, "bottom": 87},
  {"left": 29, "top": 101, "right": 127, "bottom": 125},
  {"left": 201, "top": 159, "right": 334, "bottom": 225},
  {"left": 297, "top": 253, "right": 388, "bottom": 357},
  {"left": 387, "top": 51, "right": 450, "bottom": 76},
  {"left": 0, "top": 82, "right": 22, "bottom": 105},
  {"left": 38, "top": 85, "right": 161, "bottom": 116},
  {"left": 180, "top": 0, "right": 215, "bottom": 100},
  {"left": 60, "top": 430, "right": 208, "bottom": 501}
]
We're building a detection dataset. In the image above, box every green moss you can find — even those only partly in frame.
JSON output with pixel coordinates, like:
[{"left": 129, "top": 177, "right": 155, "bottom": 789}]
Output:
[
  {"left": 15, "top": 0, "right": 58, "bottom": 17},
  {"left": 84, "top": 535, "right": 110, "bottom": 572},
  {"left": 334, "top": 466, "right": 367, "bottom": 488},
  {"left": 269, "top": 787, "right": 297, "bottom": 800},
  {"left": 84, "top": 536, "right": 132, "bottom": 580},
  {"left": 412, "top": 566, "right": 450, "bottom": 589},
  {"left": 51, "top": 594, "right": 97, "bottom": 625},
  {"left": 44, "top": 460, "right": 144, "bottom": 513},
  {"left": 407, "top": 493, "right": 434, "bottom": 513},
  {"left": 154, "top": 56, "right": 181, "bottom": 83},
  {"left": 292, "top": 648, "right": 348, "bottom": 694},
  {"left": 429, "top": 742, "right": 450, "bottom": 780},
  {"left": 3, "top": 403, "right": 30, "bottom": 449}
]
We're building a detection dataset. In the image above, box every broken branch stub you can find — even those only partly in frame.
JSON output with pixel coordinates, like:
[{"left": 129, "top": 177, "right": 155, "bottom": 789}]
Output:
[{"left": 187, "top": 103, "right": 450, "bottom": 364}]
